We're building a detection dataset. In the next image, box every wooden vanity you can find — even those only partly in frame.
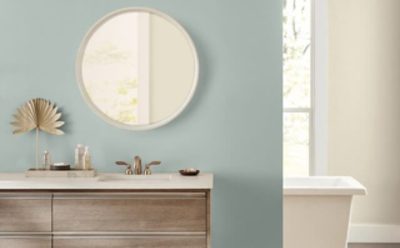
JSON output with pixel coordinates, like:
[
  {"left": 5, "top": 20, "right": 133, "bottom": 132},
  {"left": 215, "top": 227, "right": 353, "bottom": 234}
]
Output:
[{"left": 0, "top": 173, "right": 213, "bottom": 248}]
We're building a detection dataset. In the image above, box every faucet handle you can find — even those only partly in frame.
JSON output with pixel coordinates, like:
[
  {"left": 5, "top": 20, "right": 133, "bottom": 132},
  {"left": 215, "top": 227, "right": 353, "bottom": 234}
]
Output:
[
  {"left": 115, "top": 161, "right": 133, "bottom": 175},
  {"left": 116, "top": 161, "right": 129, "bottom": 166},
  {"left": 144, "top": 161, "right": 161, "bottom": 175}
]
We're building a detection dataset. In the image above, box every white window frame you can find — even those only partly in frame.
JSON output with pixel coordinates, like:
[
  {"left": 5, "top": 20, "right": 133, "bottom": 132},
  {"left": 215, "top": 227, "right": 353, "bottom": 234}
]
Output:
[
  {"left": 283, "top": 0, "right": 328, "bottom": 176},
  {"left": 311, "top": 0, "right": 328, "bottom": 176}
]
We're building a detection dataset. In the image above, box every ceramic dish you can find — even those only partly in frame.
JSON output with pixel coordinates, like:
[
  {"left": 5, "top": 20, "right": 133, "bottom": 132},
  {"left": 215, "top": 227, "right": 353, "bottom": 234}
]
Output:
[
  {"left": 50, "top": 163, "right": 71, "bottom": 171},
  {"left": 179, "top": 168, "right": 200, "bottom": 176}
]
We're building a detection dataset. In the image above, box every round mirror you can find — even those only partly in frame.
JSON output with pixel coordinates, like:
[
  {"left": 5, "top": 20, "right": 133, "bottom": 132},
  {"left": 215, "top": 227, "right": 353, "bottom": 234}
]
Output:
[{"left": 76, "top": 8, "right": 199, "bottom": 130}]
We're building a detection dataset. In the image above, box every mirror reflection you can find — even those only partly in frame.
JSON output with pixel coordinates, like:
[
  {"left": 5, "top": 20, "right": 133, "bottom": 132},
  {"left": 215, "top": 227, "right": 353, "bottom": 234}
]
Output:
[{"left": 77, "top": 8, "right": 198, "bottom": 130}]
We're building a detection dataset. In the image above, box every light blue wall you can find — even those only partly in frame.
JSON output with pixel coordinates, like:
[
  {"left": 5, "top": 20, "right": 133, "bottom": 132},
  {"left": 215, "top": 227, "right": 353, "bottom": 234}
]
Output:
[{"left": 0, "top": 0, "right": 282, "bottom": 247}]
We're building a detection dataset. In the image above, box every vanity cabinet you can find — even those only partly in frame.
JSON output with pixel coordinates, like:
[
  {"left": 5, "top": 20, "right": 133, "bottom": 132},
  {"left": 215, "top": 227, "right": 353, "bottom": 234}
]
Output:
[
  {"left": 0, "top": 190, "right": 211, "bottom": 248},
  {"left": 0, "top": 236, "right": 52, "bottom": 248},
  {"left": 53, "top": 236, "right": 206, "bottom": 248},
  {"left": 0, "top": 193, "right": 52, "bottom": 232},
  {"left": 0, "top": 194, "right": 52, "bottom": 248},
  {"left": 53, "top": 192, "right": 207, "bottom": 232}
]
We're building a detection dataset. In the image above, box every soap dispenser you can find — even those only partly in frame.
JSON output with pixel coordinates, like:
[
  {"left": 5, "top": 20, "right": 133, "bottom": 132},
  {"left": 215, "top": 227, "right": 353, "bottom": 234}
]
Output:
[
  {"left": 75, "top": 144, "right": 84, "bottom": 169},
  {"left": 83, "top": 146, "right": 92, "bottom": 170},
  {"left": 42, "top": 150, "right": 51, "bottom": 170}
]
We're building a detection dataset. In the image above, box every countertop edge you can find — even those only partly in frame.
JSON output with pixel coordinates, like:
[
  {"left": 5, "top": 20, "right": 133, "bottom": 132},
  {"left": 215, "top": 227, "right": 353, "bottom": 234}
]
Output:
[{"left": 0, "top": 173, "right": 214, "bottom": 190}]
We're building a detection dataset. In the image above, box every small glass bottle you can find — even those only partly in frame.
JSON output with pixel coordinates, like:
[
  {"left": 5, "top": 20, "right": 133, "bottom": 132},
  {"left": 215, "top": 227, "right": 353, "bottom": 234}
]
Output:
[
  {"left": 42, "top": 150, "right": 51, "bottom": 170},
  {"left": 83, "top": 146, "right": 92, "bottom": 170},
  {"left": 75, "top": 144, "right": 83, "bottom": 169}
]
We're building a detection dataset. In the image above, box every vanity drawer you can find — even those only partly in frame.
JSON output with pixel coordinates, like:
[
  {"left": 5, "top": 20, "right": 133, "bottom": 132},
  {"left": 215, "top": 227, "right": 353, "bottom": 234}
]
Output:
[
  {"left": 0, "top": 236, "right": 51, "bottom": 248},
  {"left": 53, "top": 236, "right": 206, "bottom": 248},
  {"left": 53, "top": 192, "right": 207, "bottom": 232},
  {"left": 0, "top": 194, "right": 52, "bottom": 232}
]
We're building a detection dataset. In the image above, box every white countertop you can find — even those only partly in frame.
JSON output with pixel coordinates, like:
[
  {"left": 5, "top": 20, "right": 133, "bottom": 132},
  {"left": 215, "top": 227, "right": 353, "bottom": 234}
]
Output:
[{"left": 0, "top": 173, "right": 213, "bottom": 190}]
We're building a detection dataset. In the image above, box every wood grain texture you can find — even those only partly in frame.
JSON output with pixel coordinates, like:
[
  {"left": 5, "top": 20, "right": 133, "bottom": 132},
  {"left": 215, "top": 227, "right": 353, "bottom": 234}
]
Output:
[
  {"left": 0, "top": 198, "right": 51, "bottom": 232},
  {"left": 0, "top": 191, "right": 211, "bottom": 247},
  {"left": 0, "top": 237, "right": 51, "bottom": 248},
  {"left": 206, "top": 190, "right": 211, "bottom": 248},
  {"left": 53, "top": 193, "right": 206, "bottom": 232},
  {"left": 53, "top": 236, "right": 206, "bottom": 248}
]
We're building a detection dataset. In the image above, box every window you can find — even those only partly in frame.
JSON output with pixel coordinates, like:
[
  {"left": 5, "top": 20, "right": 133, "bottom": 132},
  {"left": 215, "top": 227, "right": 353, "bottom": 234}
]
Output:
[
  {"left": 283, "top": 0, "right": 328, "bottom": 176},
  {"left": 283, "top": 0, "right": 312, "bottom": 176}
]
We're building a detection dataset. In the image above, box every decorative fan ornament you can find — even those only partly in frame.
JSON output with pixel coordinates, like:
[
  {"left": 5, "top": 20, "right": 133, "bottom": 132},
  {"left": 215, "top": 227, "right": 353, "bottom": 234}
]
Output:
[
  {"left": 11, "top": 98, "right": 65, "bottom": 169},
  {"left": 12, "top": 98, "right": 64, "bottom": 135}
]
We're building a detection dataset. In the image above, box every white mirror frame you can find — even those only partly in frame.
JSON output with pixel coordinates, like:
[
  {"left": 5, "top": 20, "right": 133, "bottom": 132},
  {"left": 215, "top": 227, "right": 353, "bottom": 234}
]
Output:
[{"left": 76, "top": 7, "right": 199, "bottom": 131}]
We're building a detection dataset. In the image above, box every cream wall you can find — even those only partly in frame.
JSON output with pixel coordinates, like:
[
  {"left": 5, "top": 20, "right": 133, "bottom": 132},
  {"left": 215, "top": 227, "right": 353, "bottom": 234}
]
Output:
[{"left": 328, "top": 0, "right": 400, "bottom": 225}]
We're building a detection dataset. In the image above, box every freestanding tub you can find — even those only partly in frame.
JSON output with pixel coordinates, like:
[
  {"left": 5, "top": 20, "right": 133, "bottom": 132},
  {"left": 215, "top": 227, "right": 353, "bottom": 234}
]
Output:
[{"left": 284, "top": 177, "right": 367, "bottom": 248}]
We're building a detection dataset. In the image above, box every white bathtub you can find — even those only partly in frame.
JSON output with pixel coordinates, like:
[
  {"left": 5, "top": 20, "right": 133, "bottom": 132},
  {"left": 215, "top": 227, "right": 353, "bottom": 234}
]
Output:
[{"left": 284, "top": 177, "right": 367, "bottom": 248}]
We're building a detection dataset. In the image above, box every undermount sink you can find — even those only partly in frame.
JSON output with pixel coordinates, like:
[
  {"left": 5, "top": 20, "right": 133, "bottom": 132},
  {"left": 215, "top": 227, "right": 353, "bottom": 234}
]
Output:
[{"left": 97, "top": 174, "right": 173, "bottom": 182}]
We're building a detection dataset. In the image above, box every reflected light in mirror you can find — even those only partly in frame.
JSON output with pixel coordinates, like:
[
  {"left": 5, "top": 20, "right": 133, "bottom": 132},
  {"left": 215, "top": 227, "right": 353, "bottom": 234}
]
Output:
[{"left": 77, "top": 8, "right": 199, "bottom": 130}]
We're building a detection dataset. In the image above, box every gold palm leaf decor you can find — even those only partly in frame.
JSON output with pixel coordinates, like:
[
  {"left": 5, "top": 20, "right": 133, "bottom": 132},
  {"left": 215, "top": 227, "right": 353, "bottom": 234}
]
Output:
[{"left": 11, "top": 98, "right": 65, "bottom": 170}]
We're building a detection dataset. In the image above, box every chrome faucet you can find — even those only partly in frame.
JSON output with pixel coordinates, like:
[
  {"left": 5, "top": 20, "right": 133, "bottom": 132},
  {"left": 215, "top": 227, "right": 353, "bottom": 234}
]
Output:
[
  {"left": 116, "top": 156, "right": 161, "bottom": 175},
  {"left": 133, "top": 156, "right": 142, "bottom": 175},
  {"left": 144, "top": 161, "right": 161, "bottom": 175},
  {"left": 115, "top": 161, "right": 133, "bottom": 175}
]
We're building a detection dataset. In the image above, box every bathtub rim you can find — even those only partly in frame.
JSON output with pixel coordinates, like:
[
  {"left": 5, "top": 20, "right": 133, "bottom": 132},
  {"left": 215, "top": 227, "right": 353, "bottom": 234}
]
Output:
[{"left": 284, "top": 176, "right": 367, "bottom": 196}]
